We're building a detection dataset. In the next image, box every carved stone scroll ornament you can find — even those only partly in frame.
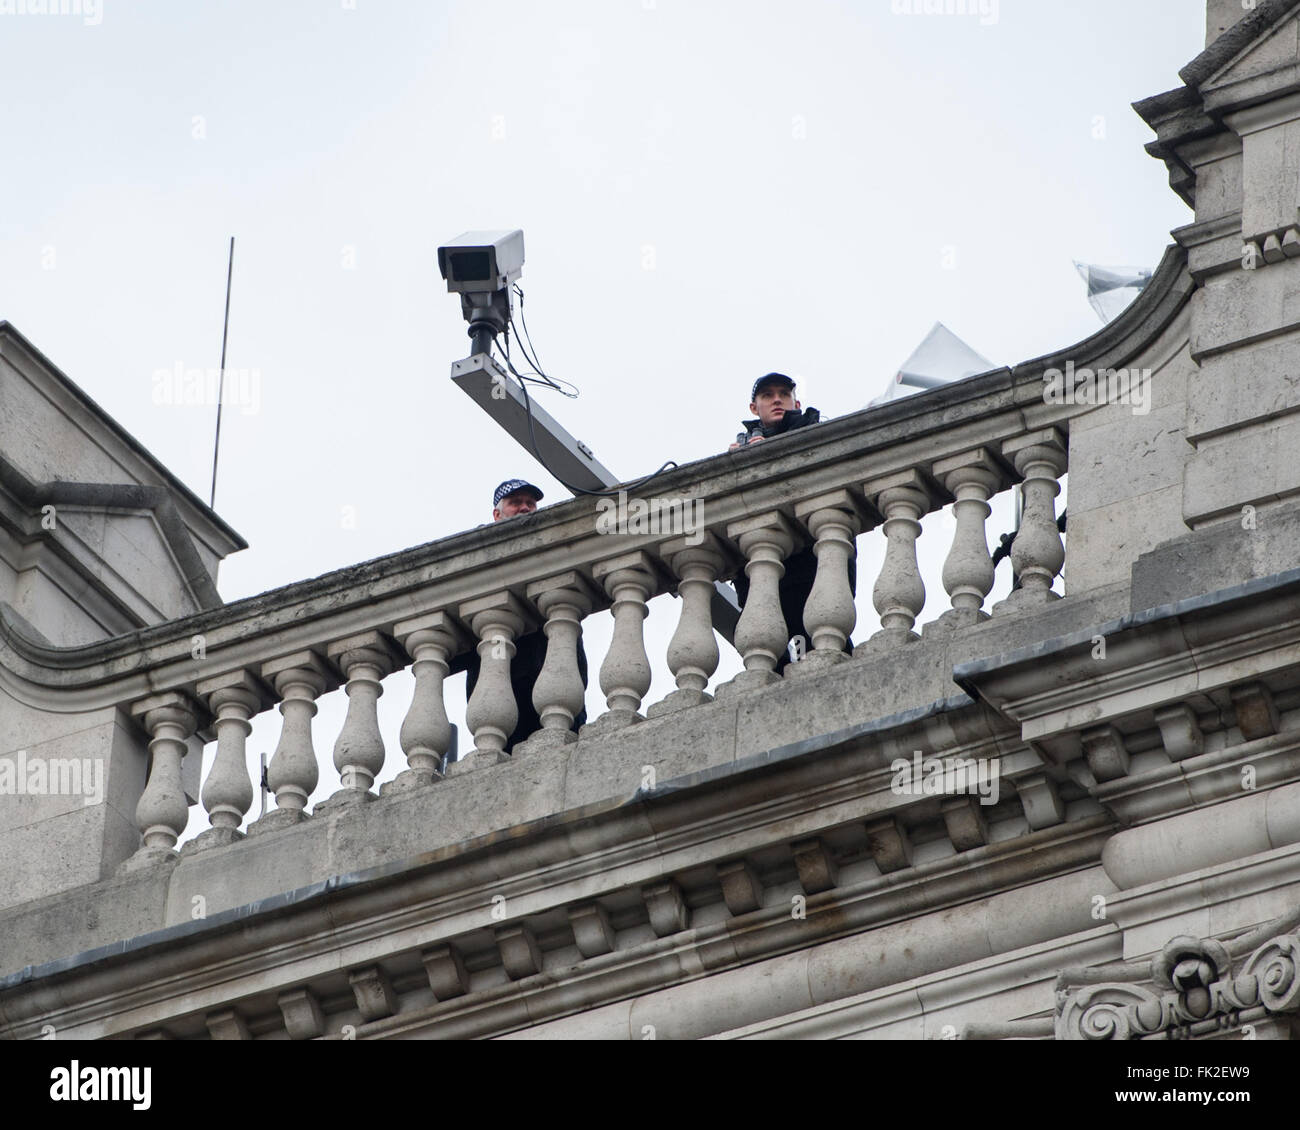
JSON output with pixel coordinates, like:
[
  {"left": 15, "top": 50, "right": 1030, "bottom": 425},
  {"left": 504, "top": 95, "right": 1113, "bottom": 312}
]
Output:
[
  {"left": 1239, "top": 933, "right": 1300, "bottom": 1015},
  {"left": 1056, "top": 983, "right": 1167, "bottom": 1041},
  {"left": 1056, "top": 931, "right": 1300, "bottom": 1040}
]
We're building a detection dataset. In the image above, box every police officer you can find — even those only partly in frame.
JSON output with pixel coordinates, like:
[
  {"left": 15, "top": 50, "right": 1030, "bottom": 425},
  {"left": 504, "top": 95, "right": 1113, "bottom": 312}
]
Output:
[
  {"left": 492, "top": 478, "right": 543, "bottom": 519},
  {"left": 727, "top": 375, "right": 854, "bottom": 669},
  {"left": 454, "top": 480, "right": 588, "bottom": 751},
  {"left": 729, "top": 372, "right": 821, "bottom": 449}
]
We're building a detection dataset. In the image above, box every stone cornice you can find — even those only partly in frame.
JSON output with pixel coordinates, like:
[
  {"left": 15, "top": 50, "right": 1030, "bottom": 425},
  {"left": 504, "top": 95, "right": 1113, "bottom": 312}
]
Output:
[
  {"left": 1184, "top": 0, "right": 1300, "bottom": 86},
  {"left": 1095, "top": 732, "right": 1300, "bottom": 828},
  {"left": 1104, "top": 839, "right": 1300, "bottom": 942},
  {"left": 954, "top": 567, "right": 1300, "bottom": 760},
  {"left": 0, "top": 321, "right": 246, "bottom": 556},
  {"left": 1136, "top": 0, "right": 1300, "bottom": 207},
  {"left": 0, "top": 674, "right": 1112, "bottom": 1040},
  {"left": 718, "top": 928, "right": 1114, "bottom": 1041},
  {"left": 0, "top": 454, "right": 223, "bottom": 613},
  {"left": 0, "top": 741, "right": 1114, "bottom": 1040},
  {"left": 0, "top": 689, "right": 1019, "bottom": 966}
]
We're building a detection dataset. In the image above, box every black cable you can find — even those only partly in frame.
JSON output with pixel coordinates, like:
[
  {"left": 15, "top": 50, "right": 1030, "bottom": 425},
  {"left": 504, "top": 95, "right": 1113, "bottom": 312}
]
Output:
[
  {"left": 506, "top": 288, "right": 548, "bottom": 378},
  {"left": 513, "top": 285, "right": 553, "bottom": 382},
  {"left": 513, "top": 294, "right": 545, "bottom": 375},
  {"left": 492, "top": 343, "right": 678, "bottom": 497},
  {"left": 507, "top": 313, "right": 580, "bottom": 398},
  {"left": 490, "top": 286, "right": 676, "bottom": 495},
  {"left": 510, "top": 290, "right": 580, "bottom": 397},
  {"left": 507, "top": 317, "right": 559, "bottom": 384}
]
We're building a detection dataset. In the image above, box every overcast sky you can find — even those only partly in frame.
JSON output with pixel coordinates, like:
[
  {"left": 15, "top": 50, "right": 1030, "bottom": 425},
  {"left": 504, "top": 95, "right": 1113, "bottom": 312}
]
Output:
[{"left": 0, "top": 1, "right": 1208, "bottom": 832}]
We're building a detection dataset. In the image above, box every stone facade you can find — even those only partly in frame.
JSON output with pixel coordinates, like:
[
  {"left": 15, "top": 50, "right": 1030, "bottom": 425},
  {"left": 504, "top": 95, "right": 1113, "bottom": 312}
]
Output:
[
  {"left": 0, "top": 323, "right": 245, "bottom": 903},
  {"left": 4, "top": 2, "right": 1300, "bottom": 1040}
]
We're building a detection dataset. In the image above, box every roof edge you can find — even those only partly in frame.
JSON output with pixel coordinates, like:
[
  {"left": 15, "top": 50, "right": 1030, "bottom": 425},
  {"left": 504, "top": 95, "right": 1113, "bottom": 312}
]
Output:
[{"left": 0, "top": 320, "right": 247, "bottom": 554}]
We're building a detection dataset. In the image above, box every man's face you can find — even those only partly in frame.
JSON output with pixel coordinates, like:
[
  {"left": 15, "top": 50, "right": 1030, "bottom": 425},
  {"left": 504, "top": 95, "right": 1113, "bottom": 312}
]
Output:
[
  {"left": 493, "top": 490, "right": 539, "bottom": 520},
  {"left": 750, "top": 383, "right": 799, "bottom": 427}
]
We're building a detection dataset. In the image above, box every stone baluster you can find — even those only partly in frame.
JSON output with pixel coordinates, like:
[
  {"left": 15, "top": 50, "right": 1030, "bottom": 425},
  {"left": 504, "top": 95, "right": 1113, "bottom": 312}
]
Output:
[
  {"left": 320, "top": 632, "right": 403, "bottom": 809},
  {"left": 190, "top": 671, "right": 269, "bottom": 851},
  {"left": 121, "top": 692, "right": 202, "bottom": 871},
  {"left": 250, "top": 651, "right": 333, "bottom": 833},
  {"left": 995, "top": 428, "right": 1068, "bottom": 614},
  {"left": 858, "top": 470, "right": 944, "bottom": 655},
  {"left": 587, "top": 551, "right": 658, "bottom": 733},
  {"left": 516, "top": 572, "right": 598, "bottom": 754},
  {"left": 649, "top": 534, "right": 727, "bottom": 716},
  {"left": 928, "top": 448, "right": 1012, "bottom": 634},
  {"left": 453, "top": 592, "right": 529, "bottom": 772},
  {"left": 389, "top": 611, "right": 468, "bottom": 791},
  {"left": 789, "top": 490, "right": 873, "bottom": 675},
  {"left": 718, "top": 512, "right": 798, "bottom": 696}
]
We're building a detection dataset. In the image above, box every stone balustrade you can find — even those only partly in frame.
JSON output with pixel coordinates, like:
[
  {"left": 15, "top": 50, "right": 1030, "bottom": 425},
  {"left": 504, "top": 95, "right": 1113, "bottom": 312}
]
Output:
[{"left": 5, "top": 392, "right": 1073, "bottom": 871}]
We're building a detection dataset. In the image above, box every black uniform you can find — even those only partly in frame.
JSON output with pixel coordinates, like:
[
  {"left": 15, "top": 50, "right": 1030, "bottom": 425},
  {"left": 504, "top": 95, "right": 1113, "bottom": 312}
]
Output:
[
  {"left": 452, "top": 633, "right": 588, "bottom": 753},
  {"left": 730, "top": 406, "right": 856, "bottom": 670}
]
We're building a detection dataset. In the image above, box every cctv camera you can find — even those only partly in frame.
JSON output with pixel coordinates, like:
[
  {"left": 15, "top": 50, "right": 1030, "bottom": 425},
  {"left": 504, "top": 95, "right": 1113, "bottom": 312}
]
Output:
[{"left": 437, "top": 230, "right": 525, "bottom": 294}]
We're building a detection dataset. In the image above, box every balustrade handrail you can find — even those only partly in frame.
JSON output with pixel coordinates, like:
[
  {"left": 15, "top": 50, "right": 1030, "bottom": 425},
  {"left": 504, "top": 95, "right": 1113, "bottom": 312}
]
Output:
[
  {"left": 1, "top": 239, "right": 1191, "bottom": 699},
  {"left": 6, "top": 393, "right": 1016, "bottom": 693},
  {"left": 1, "top": 244, "right": 1193, "bottom": 868}
]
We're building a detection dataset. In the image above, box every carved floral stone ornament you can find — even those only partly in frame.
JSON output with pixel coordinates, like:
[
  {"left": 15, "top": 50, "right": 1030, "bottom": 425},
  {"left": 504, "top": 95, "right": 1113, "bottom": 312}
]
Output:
[{"left": 1056, "top": 922, "right": 1300, "bottom": 1040}]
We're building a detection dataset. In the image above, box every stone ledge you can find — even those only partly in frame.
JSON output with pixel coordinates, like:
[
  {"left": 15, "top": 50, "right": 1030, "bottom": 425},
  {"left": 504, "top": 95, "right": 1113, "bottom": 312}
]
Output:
[
  {"left": 0, "top": 244, "right": 1190, "bottom": 711},
  {"left": 1132, "top": 496, "right": 1300, "bottom": 612},
  {"left": 0, "top": 581, "right": 1128, "bottom": 971},
  {"left": 0, "top": 802, "right": 1115, "bottom": 1039}
]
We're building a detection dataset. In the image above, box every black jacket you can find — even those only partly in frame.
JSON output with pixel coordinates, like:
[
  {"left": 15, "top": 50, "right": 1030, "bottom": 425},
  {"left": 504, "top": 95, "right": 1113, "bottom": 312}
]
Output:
[
  {"left": 451, "top": 632, "right": 589, "bottom": 752},
  {"left": 727, "top": 406, "right": 854, "bottom": 666},
  {"left": 733, "top": 406, "right": 822, "bottom": 447}
]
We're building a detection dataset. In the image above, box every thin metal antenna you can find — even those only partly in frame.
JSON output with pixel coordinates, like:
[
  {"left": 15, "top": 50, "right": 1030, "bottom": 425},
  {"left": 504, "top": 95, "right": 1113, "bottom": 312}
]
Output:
[{"left": 209, "top": 237, "right": 235, "bottom": 509}]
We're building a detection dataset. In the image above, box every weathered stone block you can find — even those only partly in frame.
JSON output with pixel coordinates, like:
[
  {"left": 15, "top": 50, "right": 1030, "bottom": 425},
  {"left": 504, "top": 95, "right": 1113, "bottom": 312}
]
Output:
[
  {"left": 1230, "top": 681, "right": 1280, "bottom": 739},
  {"left": 348, "top": 965, "right": 397, "bottom": 1021},
  {"left": 792, "top": 838, "right": 839, "bottom": 894},
  {"left": 496, "top": 925, "right": 543, "bottom": 980},
  {"left": 422, "top": 945, "right": 470, "bottom": 1002},
  {"left": 941, "top": 797, "right": 989, "bottom": 852},
  {"left": 1063, "top": 484, "right": 1187, "bottom": 596},
  {"left": 716, "top": 859, "right": 764, "bottom": 915},
  {"left": 205, "top": 1008, "right": 250, "bottom": 1040},
  {"left": 1082, "top": 725, "right": 1131, "bottom": 783},
  {"left": 642, "top": 881, "right": 689, "bottom": 937},
  {"left": 278, "top": 987, "right": 326, "bottom": 1039},
  {"left": 1190, "top": 258, "right": 1300, "bottom": 360},
  {"left": 567, "top": 903, "right": 617, "bottom": 958},
  {"left": 1154, "top": 704, "right": 1205, "bottom": 761},
  {"left": 865, "top": 817, "right": 912, "bottom": 874}
]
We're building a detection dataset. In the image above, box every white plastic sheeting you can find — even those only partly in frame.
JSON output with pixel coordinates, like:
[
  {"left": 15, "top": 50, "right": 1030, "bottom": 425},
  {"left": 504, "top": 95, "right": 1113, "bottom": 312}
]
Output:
[
  {"left": 1073, "top": 261, "right": 1153, "bottom": 324},
  {"left": 866, "top": 322, "right": 994, "bottom": 408}
]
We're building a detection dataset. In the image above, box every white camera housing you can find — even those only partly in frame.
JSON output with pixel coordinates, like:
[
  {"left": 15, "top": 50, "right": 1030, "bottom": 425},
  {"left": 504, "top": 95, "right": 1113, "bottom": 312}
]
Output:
[{"left": 437, "top": 229, "right": 525, "bottom": 294}]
